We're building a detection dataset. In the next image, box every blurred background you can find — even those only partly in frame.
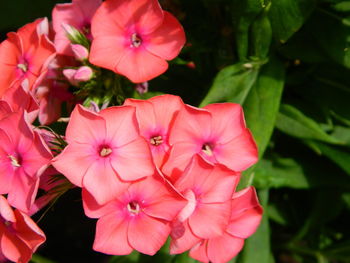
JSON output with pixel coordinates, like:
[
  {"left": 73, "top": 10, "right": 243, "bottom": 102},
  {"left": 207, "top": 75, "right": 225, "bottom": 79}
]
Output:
[{"left": 1, "top": 0, "right": 350, "bottom": 262}]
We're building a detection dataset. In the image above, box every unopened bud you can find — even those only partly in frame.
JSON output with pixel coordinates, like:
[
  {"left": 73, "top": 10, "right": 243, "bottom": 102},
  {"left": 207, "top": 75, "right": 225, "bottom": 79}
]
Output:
[
  {"left": 74, "top": 66, "right": 93, "bottom": 82},
  {"left": 62, "top": 23, "right": 89, "bottom": 47},
  {"left": 71, "top": 44, "right": 89, "bottom": 61},
  {"left": 135, "top": 82, "right": 148, "bottom": 94},
  {"left": 63, "top": 69, "right": 78, "bottom": 86}
]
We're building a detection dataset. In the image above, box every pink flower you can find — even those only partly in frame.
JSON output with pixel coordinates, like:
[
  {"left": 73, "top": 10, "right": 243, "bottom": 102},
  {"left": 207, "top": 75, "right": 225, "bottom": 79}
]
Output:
[
  {"left": 63, "top": 66, "right": 94, "bottom": 86},
  {"left": 188, "top": 187, "right": 263, "bottom": 263},
  {"left": 89, "top": 0, "right": 186, "bottom": 83},
  {"left": 0, "top": 111, "right": 52, "bottom": 212},
  {"left": 169, "top": 155, "right": 240, "bottom": 253},
  {"left": 124, "top": 94, "right": 184, "bottom": 168},
  {"left": 0, "top": 18, "right": 56, "bottom": 96},
  {"left": 0, "top": 195, "right": 46, "bottom": 263},
  {"left": 52, "top": 0, "right": 102, "bottom": 55},
  {"left": 83, "top": 173, "right": 186, "bottom": 255},
  {"left": 162, "top": 103, "right": 258, "bottom": 182},
  {"left": 1, "top": 83, "right": 39, "bottom": 123},
  {"left": 52, "top": 104, "right": 155, "bottom": 204}
]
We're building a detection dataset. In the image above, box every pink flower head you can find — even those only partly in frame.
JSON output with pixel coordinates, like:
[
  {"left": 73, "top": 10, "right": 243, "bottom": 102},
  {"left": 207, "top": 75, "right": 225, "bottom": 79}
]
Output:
[
  {"left": 89, "top": 0, "right": 186, "bottom": 83},
  {"left": 188, "top": 187, "right": 263, "bottom": 263},
  {"left": 0, "top": 111, "right": 52, "bottom": 212},
  {"left": 169, "top": 155, "right": 240, "bottom": 253},
  {"left": 0, "top": 18, "right": 56, "bottom": 96},
  {"left": 52, "top": 104, "right": 155, "bottom": 204},
  {"left": 124, "top": 94, "right": 184, "bottom": 168},
  {"left": 0, "top": 195, "right": 46, "bottom": 263},
  {"left": 83, "top": 173, "right": 186, "bottom": 255},
  {"left": 52, "top": 0, "right": 102, "bottom": 55},
  {"left": 162, "top": 103, "right": 258, "bottom": 182}
]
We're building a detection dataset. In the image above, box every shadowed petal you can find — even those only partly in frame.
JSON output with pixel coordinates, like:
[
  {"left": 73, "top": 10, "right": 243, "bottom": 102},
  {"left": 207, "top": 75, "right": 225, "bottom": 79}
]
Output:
[{"left": 128, "top": 213, "right": 170, "bottom": 255}]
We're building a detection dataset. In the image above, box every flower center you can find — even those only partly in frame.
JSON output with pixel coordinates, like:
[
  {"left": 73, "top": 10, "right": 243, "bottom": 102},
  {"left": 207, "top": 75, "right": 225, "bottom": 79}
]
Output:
[
  {"left": 127, "top": 201, "right": 140, "bottom": 214},
  {"left": 201, "top": 143, "right": 213, "bottom": 156},
  {"left": 130, "top": 33, "right": 142, "bottom": 48},
  {"left": 17, "top": 63, "right": 28, "bottom": 73},
  {"left": 150, "top": 136, "right": 163, "bottom": 146},
  {"left": 8, "top": 155, "right": 21, "bottom": 167},
  {"left": 99, "top": 147, "right": 112, "bottom": 157}
]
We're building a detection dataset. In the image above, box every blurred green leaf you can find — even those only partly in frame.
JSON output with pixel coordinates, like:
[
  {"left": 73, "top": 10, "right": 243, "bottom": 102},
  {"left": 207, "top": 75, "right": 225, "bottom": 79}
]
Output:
[
  {"left": 244, "top": 57, "right": 285, "bottom": 158},
  {"left": 308, "top": 9, "right": 350, "bottom": 68},
  {"left": 253, "top": 158, "right": 310, "bottom": 189},
  {"left": 250, "top": 4, "right": 272, "bottom": 59},
  {"left": 199, "top": 61, "right": 261, "bottom": 106},
  {"left": 306, "top": 141, "right": 350, "bottom": 175},
  {"left": 276, "top": 104, "right": 343, "bottom": 145},
  {"left": 268, "top": 0, "right": 316, "bottom": 42},
  {"left": 31, "top": 254, "right": 57, "bottom": 263},
  {"left": 231, "top": 0, "right": 266, "bottom": 60},
  {"left": 323, "top": 240, "right": 350, "bottom": 262},
  {"left": 332, "top": 1, "right": 350, "bottom": 12}
]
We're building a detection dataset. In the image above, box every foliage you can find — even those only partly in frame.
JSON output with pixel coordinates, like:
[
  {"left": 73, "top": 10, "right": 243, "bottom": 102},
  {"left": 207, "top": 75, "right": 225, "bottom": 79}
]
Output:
[{"left": 2, "top": 0, "right": 350, "bottom": 262}]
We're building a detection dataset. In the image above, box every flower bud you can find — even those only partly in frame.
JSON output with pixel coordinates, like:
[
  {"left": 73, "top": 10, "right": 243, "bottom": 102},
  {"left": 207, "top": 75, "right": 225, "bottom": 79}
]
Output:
[
  {"left": 74, "top": 66, "right": 93, "bottom": 82},
  {"left": 135, "top": 82, "right": 148, "bottom": 94},
  {"left": 63, "top": 68, "right": 78, "bottom": 86},
  {"left": 71, "top": 44, "right": 89, "bottom": 61},
  {"left": 62, "top": 23, "right": 89, "bottom": 47}
]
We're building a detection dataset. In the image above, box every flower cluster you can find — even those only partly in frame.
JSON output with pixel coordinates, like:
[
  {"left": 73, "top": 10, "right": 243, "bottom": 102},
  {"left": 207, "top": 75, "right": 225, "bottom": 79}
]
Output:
[{"left": 0, "top": 0, "right": 263, "bottom": 262}]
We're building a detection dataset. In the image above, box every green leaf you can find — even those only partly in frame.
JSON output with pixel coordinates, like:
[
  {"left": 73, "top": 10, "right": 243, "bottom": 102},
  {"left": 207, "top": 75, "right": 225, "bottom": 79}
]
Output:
[
  {"left": 307, "top": 9, "right": 350, "bottom": 68},
  {"left": 243, "top": 56, "right": 285, "bottom": 158},
  {"left": 253, "top": 158, "right": 310, "bottom": 189},
  {"left": 332, "top": 1, "right": 350, "bottom": 12},
  {"left": 31, "top": 254, "right": 57, "bottom": 263},
  {"left": 231, "top": 0, "right": 266, "bottom": 60},
  {"left": 276, "top": 104, "right": 343, "bottom": 145},
  {"left": 250, "top": 3, "right": 273, "bottom": 59},
  {"left": 240, "top": 189, "right": 272, "bottom": 263},
  {"left": 305, "top": 141, "right": 350, "bottom": 175},
  {"left": 269, "top": 0, "right": 316, "bottom": 42},
  {"left": 199, "top": 61, "right": 261, "bottom": 106}
]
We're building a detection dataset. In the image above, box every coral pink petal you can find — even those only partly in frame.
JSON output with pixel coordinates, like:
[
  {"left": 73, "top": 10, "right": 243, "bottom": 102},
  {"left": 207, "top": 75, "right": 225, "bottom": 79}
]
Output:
[
  {"left": 0, "top": 227, "right": 32, "bottom": 263},
  {"left": 169, "top": 105, "right": 212, "bottom": 144},
  {"left": 116, "top": 47, "right": 168, "bottom": 83},
  {"left": 0, "top": 196, "right": 15, "bottom": 222},
  {"left": 177, "top": 189, "right": 196, "bottom": 222},
  {"left": 189, "top": 201, "right": 231, "bottom": 239},
  {"left": 189, "top": 241, "right": 209, "bottom": 263},
  {"left": 29, "top": 35, "right": 55, "bottom": 78},
  {"left": 149, "top": 94, "right": 184, "bottom": 129},
  {"left": 207, "top": 233, "right": 244, "bottom": 263},
  {"left": 22, "top": 132, "right": 52, "bottom": 176},
  {"left": 162, "top": 143, "right": 199, "bottom": 182},
  {"left": 204, "top": 103, "right": 246, "bottom": 144},
  {"left": 98, "top": 0, "right": 163, "bottom": 35},
  {"left": 65, "top": 104, "right": 106, "bottom": 144},
  {"left": 227, "top": 187, "right": 263, "bottom": 239},
  {"left": 128, "top": 214, "right": 170, "bottom": 255},
  {"left": 111, "top": 137, "right": 154, "bottom": 181},
  {"left": 93, "top": 212, "right": 133, "bottom": 255},
  {"left": 89, "top": 36, "right": 126, "bottom": 71},
  {"left": 0, "top": 101, "right": 12, "bottom": 119},
  {"left": 170, "top": 221, "right": 200, "bottom": 254},
  {"left": 74, "top": 0, "right": 102, "bottom": 19},
  {"left": 123, "top": 99, "right": 156, "bottom": 135},
  {"left": 7, "top": 170, "right": 39, "bottom": 212},
  {"left": 82, "top": 160, "right": 129, "bottom": 205},
  {"left": 13, "top": 210, "right": 46, "bottom": 250},
  {"left": 52, "top": 143, "right": 96, "bottom": 187},
  {"left": 175, "top": 155, "right": 238, "bottom": 203},
  {"left": 82, "top": 189, "right": 120, "bottom": 218},
  {"left": 134, "top": 175, "right": 186, "bottom": 221},
  {"left": 214, "top": 128, "right": 258, "bottom": 171},
  {"left": 144, "top": 12, "right": 186, "bottom": 60},
  {"left": 100, "top": 106, "right": 140, "bottom": 146}
]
